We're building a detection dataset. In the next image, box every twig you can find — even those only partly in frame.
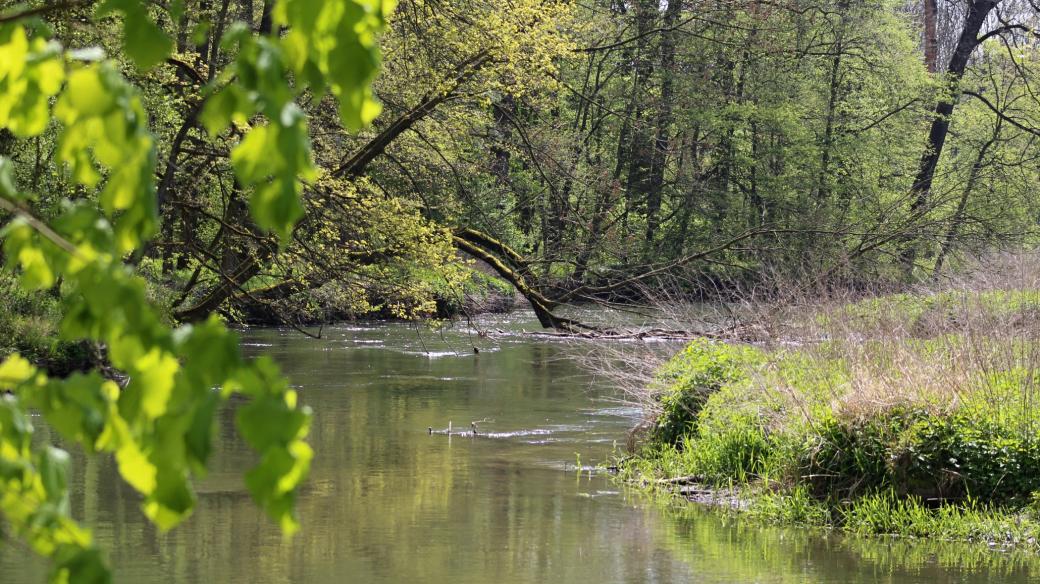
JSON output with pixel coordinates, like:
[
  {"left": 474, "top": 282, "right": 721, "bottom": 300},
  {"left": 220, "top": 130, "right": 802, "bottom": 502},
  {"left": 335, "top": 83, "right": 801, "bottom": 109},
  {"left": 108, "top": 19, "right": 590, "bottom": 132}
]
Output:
[{"left": 0, "top": 197, "right": 82, "bottom": 257}]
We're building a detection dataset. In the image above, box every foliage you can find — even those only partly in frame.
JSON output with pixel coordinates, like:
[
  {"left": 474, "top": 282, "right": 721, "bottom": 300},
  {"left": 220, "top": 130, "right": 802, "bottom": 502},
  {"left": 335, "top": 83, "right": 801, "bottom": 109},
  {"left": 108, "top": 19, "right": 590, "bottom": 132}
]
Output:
[
  {"left": 622, "top": 287, "right": 1040, "bottom": 546},
  {"left": 0, "top": 2, "right": 391, "bottom": 582},
  {"left": 649, "top": 339, "right": 764, "bottom": 446},
  {"left": 0, "top": 272, "right": 93, "bottom": 376},
  {"left": 808, "top": 408, "right": 1040, "bottom": 503}
]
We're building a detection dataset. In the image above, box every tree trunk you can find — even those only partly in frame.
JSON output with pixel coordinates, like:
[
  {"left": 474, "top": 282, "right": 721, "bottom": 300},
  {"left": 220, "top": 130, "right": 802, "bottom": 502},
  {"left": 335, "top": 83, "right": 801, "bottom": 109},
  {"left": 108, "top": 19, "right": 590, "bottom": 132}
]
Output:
[
  {"left": 923, "top": 0, "right": 939, "bottom": 73},
  {"left": 932, "top": 132, "right": 997, "bottom": 277},
  {"left": 259, "top": 0, "right": 274, "bottom": 34},
  {"left": 901, "top": 0, "right": 997, "bottom": 277},
  {"left": 818, "top": 22, "right": 845, "bottom": 203},
  {"left": 644, "top": 0, "right": 682, "bottom": 243},
  {"left": 623, "top": 0, "right": 657, "bottom": 233}
]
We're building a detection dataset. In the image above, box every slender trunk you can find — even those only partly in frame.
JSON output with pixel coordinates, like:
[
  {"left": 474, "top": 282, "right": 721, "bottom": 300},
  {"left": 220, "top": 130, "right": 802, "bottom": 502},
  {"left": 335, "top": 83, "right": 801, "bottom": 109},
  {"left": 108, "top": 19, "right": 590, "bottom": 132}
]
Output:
[
  {"left": 259, "top": 0, "right": 274, "bottom": 34},
  {"left": 208, "top": 0, "right": 233, "bottom": 81},
  {"left": 923, "top": 0, "right": 939, "bottom": 73},
  {"left": 239, "top": 0, "right": 254, "bottom": 28},
  {"left": 196, "top": 0, "right": 212, "bottom": 65},
  {"left": 623, "top": 0, "right": 657, "bottom": 229},
  {"left": 901, "top": 0, "right": 997, "bottom": 277},
  {"left": 749, "top": 121, "right": 764, "bottom": 228},
  {"left": 176, "top": 5, "right": 190, "bottom": 53},
  {"left": 932, "top": 134, "right": 996, "bottom": 277},
  {"left": 818, "top": 50, "right": 842, "bottom": 203},
  {"left": 645, "top": 0, "right": 682, "bottom": 243}
]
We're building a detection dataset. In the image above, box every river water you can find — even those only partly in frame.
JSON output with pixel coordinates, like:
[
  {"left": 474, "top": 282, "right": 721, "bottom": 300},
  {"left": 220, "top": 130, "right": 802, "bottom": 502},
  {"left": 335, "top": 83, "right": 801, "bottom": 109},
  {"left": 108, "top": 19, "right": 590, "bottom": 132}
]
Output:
[{"left": 3, "top": 312, "right": 1039, "bottom": 582}]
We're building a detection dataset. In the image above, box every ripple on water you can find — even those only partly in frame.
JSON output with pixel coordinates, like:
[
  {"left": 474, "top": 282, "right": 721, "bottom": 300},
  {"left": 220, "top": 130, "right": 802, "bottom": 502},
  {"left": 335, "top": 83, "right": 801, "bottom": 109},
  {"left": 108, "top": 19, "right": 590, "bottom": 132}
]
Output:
[{"left": 583, "top": 406, "right": 643, "bottom": 418}]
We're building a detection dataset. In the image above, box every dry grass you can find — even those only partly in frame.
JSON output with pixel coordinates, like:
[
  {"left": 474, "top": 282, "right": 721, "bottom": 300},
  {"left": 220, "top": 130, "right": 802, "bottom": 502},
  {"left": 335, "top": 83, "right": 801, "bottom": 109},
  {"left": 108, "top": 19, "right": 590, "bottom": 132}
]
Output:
[{"left": 582, "top": 250, "right": 1040, "bottom": 439}]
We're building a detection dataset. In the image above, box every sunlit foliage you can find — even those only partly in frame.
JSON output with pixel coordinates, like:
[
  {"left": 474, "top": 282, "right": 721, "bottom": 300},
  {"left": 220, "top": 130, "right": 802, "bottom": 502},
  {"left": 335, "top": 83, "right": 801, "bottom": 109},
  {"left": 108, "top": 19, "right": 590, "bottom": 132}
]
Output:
[{"left": 0, "top": 1, "right": 392, "bottom": 581}]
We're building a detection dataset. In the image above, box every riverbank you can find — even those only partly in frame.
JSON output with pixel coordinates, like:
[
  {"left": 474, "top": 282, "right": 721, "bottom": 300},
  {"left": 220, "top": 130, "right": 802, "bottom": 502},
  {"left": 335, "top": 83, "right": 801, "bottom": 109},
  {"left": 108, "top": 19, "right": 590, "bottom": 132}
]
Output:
[
  {"left": 0, "top": 260, "right": 519, "bottom": 373},
  {"left": 616, "top": 278, "right": 1040, "bottom": 549},
  {"left": 0, "top": 273, "right": 99, "bottom": 375}
]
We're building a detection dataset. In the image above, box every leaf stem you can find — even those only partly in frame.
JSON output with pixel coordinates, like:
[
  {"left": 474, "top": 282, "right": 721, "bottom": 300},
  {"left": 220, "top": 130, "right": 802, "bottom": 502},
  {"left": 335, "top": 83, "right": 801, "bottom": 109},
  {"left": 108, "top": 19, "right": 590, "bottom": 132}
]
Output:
[{"left": 0, "top": 196, "right": 81, "bottom": 256}]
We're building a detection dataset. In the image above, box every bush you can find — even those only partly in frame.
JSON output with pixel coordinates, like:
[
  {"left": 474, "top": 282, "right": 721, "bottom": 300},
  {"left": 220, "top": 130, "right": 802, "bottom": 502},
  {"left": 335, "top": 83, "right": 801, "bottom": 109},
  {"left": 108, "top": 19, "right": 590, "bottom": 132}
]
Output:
[
  {"left": 622, "top": 287, "right": 1040, "bottom": 546},
  {"left": 807, "top": 408, "right": 1040, "bottom": 504},
  {"left": 648, "top": 339, "right": 764, "bottom": 446}
]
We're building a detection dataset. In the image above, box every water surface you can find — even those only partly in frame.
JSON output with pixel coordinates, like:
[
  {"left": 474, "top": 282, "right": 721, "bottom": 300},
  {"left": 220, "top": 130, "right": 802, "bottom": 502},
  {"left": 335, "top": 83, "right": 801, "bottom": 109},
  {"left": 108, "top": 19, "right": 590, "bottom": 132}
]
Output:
[{"left": 3, "top": 312, "right": 1038, "bottom": 583}]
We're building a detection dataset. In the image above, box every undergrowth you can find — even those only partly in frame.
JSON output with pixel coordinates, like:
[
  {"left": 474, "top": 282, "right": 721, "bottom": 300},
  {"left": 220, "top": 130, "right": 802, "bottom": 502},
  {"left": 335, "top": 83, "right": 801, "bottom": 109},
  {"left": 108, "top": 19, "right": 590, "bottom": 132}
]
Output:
[{"left": 0, "top": 272, "right": 95, "bottom": 375}]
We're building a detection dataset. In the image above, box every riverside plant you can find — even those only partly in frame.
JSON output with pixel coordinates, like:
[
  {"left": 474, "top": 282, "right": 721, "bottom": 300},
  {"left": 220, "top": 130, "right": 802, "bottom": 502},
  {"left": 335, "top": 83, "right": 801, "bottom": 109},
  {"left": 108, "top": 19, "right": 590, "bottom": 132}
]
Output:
[{"left": 608, "top": 251, "right": 1040, "bottom": 546}]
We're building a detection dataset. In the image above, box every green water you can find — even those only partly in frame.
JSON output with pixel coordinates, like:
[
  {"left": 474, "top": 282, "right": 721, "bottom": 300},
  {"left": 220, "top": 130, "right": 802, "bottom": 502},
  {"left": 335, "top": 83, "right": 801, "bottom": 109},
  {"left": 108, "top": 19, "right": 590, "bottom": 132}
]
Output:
[{"left": 3, "top": 312, "right": 1039, "bottom": 583}]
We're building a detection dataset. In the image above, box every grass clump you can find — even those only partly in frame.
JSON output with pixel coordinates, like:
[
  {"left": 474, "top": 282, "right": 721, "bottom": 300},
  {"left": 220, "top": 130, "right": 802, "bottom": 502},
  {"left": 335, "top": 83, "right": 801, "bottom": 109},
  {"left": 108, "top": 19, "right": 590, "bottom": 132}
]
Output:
[{"left": 648, "top": 339, "right": 765, "bottom": 446}]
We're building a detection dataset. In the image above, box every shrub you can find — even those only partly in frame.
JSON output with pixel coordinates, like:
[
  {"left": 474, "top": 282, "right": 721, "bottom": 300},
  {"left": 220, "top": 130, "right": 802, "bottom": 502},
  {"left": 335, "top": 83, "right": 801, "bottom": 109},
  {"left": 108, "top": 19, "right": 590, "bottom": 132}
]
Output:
[
  {"left": 805, "top": 408, "right": 1040, "bottom": 504},
  {"left": 649, "top": 339, "right": 764, "bottom": 446},
  {"left": 0, "top": 273, "right": 95, "bottom": 375},
  {"left": 620, "top": 280, "right": 1040, "bottom": 546}
]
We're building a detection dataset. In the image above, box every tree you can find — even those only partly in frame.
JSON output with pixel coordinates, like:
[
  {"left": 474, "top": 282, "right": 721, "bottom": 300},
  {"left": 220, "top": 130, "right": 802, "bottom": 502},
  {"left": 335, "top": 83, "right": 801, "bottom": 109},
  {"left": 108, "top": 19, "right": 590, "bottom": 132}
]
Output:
[
  {"left": 902, "top": 0, "right": 1000, "bottom": 275},
  {"left": 0, "top": 1, "right": 391, "bottom": 581}
]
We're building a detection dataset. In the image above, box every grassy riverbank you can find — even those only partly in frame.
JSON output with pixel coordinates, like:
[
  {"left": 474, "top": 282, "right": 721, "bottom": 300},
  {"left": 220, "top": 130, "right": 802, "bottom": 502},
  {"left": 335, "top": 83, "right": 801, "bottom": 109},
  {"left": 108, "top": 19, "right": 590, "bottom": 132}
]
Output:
[{"left": 617, "top": 269, "right": 1040, "bottom": 549}]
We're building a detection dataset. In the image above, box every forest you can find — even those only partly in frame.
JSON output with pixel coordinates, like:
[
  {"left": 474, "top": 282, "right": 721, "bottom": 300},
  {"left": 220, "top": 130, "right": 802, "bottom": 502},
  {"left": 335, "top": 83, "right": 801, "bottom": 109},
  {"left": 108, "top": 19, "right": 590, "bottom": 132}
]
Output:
[
  {"left": 2, "top": 0, "right": 1040, "bottom": 582},
  {"left": 7, "top": 0, "right": 1038, "bottom": 334}
]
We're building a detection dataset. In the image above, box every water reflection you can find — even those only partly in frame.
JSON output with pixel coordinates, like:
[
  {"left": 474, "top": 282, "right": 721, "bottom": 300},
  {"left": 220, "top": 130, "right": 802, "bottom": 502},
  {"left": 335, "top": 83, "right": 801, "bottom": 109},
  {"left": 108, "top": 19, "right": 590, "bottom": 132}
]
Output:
[{"left": 3, "top": 315, "right": 1039, "bottom": 582}]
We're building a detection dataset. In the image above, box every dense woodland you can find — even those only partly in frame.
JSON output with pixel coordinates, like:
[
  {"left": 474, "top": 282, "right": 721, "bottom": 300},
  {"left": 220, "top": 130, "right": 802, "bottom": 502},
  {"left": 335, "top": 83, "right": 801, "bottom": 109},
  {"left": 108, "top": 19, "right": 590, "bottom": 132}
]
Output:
[
  {"left": 2, "top": 1, "right": 1040, "bottom": 579},
  {"left": 7, "top": 0, "right": 1040, "bottom": 331}
]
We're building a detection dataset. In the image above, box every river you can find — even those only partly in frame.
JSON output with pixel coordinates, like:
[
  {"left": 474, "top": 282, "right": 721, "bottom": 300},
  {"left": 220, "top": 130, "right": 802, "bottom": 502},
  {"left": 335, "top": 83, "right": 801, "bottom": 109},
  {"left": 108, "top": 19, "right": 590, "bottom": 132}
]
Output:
[{"left": 3, "top": 312, "right": 1038, "bottom": 582}]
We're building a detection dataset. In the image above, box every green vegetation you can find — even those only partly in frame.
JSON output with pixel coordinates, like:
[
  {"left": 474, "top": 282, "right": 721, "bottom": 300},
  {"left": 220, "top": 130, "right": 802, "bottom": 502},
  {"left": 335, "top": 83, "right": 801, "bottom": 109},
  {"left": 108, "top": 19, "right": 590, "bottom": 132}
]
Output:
[
  {"left": 3, "top": 0, "right": 1040, "bottom": 580},
  {"left": 0, "top": 2, "right": 391, "bottom": 582},
  {"left": 819, "top": 289, "right": 1040, "bottom": 337},
  {"left": 0, "top": 273, "right": 95, "bottom": 375},
  {"left": 620, "top": 287, "right": 1040, "bottom": 548},
  {"left": 3, "top": 0, "right": 1036, "bottom": 336}
]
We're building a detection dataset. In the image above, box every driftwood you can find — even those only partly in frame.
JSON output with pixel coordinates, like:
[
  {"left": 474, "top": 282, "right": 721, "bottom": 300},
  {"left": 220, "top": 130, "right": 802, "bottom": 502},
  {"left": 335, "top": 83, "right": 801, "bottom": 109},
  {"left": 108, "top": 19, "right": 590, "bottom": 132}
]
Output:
[
  {"left": 481, "top": 321, "right": 766, "bottom": 342},
  {"left": 524, "top": 328, "right": 708, "bottom": 341},
  {"left": 654, "top": 475, "right": 704, "bottom": 485},
  {"left": 428, "top": 421, "right": 480, "bottom": 437},
  {"left": 636, "top": 476, "right": 748, "bottom": 510}
]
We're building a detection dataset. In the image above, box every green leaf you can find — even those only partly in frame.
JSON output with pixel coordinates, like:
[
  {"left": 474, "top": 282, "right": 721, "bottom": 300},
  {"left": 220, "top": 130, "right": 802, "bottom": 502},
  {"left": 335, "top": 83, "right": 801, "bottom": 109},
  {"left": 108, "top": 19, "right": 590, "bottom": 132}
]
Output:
[
  {"left": 96, "top": 0, "right": 172, "bottom": 70},
  {"left": 131, "top": 349, "right": 180, "bottom": 420},
  {"left": 0, "top": 157, "right": 19, "bottom": 197},
  {"left": 38, "top": 447, "right": 70, "bottom": 505},
  {"left": 200, "top": 86, "right": 240, "bottom": 137},
  {"left": 115, "top": 438, "right": 157, "bottom": 495},
  {"left": 0, "top": 354, "right": 36, "bottom": 390},
  {"left": 64, "top": 68, "right": 115, "bottom": 117},
  {"left": 0, "top": 0, "right": 389, "bottom": 576}
]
